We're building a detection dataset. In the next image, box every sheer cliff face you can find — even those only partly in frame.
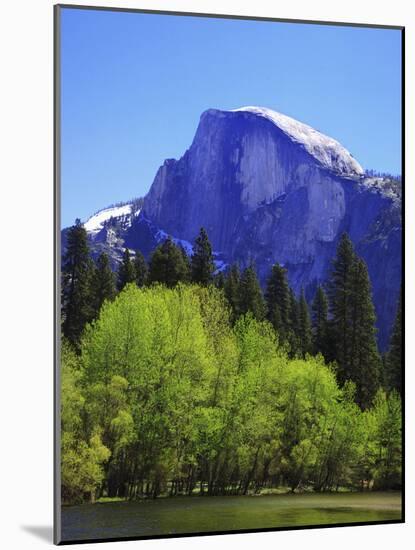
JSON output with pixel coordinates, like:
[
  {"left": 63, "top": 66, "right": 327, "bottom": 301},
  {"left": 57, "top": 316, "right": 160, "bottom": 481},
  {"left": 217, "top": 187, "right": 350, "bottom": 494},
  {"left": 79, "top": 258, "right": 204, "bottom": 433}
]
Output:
[
  {"left": 144, "top": 108, "right": 356, "bottom": 253},
  {"left": 142, "top": 107, "right": 401, "bottom": 349}
]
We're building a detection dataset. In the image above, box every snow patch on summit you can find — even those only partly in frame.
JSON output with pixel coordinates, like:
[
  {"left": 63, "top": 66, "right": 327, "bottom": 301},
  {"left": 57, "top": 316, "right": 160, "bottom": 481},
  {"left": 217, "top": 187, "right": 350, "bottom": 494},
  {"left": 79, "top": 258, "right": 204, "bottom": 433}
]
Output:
[{"left": 230, "top": 106, "right": 364, "bottom": 176}]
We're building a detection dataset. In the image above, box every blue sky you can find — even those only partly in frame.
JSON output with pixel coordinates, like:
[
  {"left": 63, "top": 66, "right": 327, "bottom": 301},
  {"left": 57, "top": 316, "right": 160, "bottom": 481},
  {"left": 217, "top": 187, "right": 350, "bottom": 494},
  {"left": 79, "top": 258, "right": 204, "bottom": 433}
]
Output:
[{"left": 60, "top": 7, "right": 402, "bottom": 227}]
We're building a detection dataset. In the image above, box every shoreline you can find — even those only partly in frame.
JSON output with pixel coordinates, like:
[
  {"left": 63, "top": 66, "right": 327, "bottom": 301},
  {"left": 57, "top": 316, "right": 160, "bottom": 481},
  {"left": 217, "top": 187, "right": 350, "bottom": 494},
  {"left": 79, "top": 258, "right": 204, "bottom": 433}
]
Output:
[{"left": 62, "top": 489, "right": 402, "bottom": 508}]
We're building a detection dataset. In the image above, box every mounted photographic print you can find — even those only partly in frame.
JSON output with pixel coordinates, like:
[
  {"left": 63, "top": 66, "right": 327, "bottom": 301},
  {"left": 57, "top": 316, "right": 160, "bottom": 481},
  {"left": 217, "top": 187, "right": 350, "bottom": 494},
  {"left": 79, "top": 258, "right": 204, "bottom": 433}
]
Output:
[{"left": 54, "top": 4, "right": 404, "bottom": 544}]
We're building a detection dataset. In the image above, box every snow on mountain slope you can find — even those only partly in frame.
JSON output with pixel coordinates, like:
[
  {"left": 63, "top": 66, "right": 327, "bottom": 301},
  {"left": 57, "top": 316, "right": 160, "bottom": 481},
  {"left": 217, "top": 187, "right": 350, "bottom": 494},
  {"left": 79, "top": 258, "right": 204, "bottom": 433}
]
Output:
[
  {"left": 153, "top": 227, "right": 227, "bottom": 269},
  {"left": 80, "top": 205, "right": 229, "bottom": 274},
  {"left": 154, "top": 227, "right": 194, "bottom": 255},
  {"left": 84, "top": 204, "right": 136, "bottom": 233},
  {"left": 230, "top": 106, "right": 364, "bottom": 176}
]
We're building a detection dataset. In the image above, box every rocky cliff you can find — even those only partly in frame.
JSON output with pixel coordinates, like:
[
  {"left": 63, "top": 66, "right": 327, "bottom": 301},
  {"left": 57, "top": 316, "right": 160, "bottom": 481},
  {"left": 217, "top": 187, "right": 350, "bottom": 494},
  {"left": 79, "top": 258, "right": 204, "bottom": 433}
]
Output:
[{"left": 144, "top": 107, "right": 363, "bottom": 251}]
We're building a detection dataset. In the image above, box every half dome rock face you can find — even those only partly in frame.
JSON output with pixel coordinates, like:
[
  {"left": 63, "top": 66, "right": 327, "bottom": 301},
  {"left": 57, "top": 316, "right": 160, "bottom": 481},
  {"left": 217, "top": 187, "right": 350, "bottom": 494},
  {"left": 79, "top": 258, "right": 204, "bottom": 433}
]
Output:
[
  {"left": 143, "top": 106, "right": 364, "bottom": 255},
  {"left": 231, "top": 106, "right": 364, "bottom": 176},
  {"left": 142, "top": 106, "right": 401, "bottom": 349}
]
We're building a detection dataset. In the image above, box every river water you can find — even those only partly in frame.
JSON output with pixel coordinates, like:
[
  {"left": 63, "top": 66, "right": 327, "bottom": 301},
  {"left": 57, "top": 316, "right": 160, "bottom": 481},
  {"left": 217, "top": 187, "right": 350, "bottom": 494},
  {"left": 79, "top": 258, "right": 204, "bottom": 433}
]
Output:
[{"left": 61, "top": 491, "right": 401, "bottom": 542}]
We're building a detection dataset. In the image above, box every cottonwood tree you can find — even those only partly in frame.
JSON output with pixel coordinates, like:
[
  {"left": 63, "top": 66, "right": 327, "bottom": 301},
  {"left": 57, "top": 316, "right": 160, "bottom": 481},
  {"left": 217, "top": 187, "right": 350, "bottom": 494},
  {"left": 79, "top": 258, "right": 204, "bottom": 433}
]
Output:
[{"left": 60, "top": 283, "right": 401, "bottom": 503}]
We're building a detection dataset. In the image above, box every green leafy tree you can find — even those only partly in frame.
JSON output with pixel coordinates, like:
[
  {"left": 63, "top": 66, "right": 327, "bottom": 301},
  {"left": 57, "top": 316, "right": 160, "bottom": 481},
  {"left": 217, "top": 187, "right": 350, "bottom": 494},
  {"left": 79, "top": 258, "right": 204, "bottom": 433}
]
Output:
[
  {"left": 81, "top": 284, "right": 215, "bottom": 497},
  {"left": 61, "top": 342, "right": 110, "bottom": 503},
  {"left": 238, "top": 264, "right": 266, "bottom": 321},
  {"left": 62, "top": 219, "right": 94, "bottom": 347},
  {"left": 278, "top": 356, "right": 343, "bottom": 491},
  {"left": 386, "top": 289, "right": 402, "bottom": 394},
  {"left": 312, "top": 382, "right": 365, "bottom": 491},
  {"left": 91, "top": 252, "right": 116, "bottom": 316},
  {"left": 61, "top": 276, "right": 401, "bottom": 500},
  {"left": 117, "top": 248, "right": 136, "bottom": 291},
  {"left": 364, "top": 391, "right": 402, "bottom": 489},
  {"left": 61, "top": 432, "right": 111, "bottom": 504},
  {"left": 133, "top": 250, "right": 148, "bottom": 287},
  {"left": 148, "top": 237, "right": 189, "bottom": 287},
  {"left": 191, "top": 227, "right": 215, "bottom": 286},
  {"left": 85, "top": 375, "right": 135, "bottom": 498}
]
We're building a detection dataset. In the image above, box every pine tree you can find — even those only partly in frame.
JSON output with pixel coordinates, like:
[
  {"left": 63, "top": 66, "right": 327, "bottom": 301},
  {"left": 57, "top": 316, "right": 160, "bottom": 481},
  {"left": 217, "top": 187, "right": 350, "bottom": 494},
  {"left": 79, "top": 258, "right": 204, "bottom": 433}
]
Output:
[
  {"left": 148, "top": 237, "right": 189, "bottom": 288},
  {"left": 269, "top": 302, "right": 283, "bottom": 339},
  {"left": 214, "top": 271, "right": 226, "bottom": 290},
  {"left": 298, "top": 288, "right": 312, "bottom": 358},
  {"left": 347, "top": 257, "right": 381, "bottom": 409},
  {"left": 133, "top": 250, "right": 148, "bottom": 287},
  {"left": 386, "top": 289, "right": 402, "bottom": 394},
  {"left": 238, "top": 264, "right": 265, "bottom": 321},
  {"left": 191, "top": 227, "right": 215, "bottom": 286},
  {"left": 327, "top": 233, "right": 356, "bottom": 384},
  {"left": 265, "top": 263, "right": 290, "bottom": 341},
  {"left": 92, "top": 252, "right": 116, "bottom": 316},
  {"left": 62, "top": 219, "right": 94, "bottom": 347},
  {"left": 224, "top": 264, "right": 241, "bottom": 320},
  {"left": 287, "top": 288, "right": 300, "bottom": 356},
  {"left": 178, "top": 245, "right": 191, "bottom": 283},
  {"left": 311, "top": 285, "right": 329, "bottom": 357},
  {"left": 328, "top": 233, "right": 381, "bottom": 408},
  {"left": 117, "top": 248, "right": 136, "bottom": 291}
]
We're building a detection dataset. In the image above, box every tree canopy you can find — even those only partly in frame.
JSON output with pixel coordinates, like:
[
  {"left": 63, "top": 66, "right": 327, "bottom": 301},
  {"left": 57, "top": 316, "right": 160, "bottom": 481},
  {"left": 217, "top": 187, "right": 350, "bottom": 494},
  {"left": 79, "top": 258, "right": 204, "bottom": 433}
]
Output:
[
  {"left": 62, "top": 283, "right": 401, "bottom": 503},
  {"left": 60, "top": 227, "right": 402, "bottom": 503}
]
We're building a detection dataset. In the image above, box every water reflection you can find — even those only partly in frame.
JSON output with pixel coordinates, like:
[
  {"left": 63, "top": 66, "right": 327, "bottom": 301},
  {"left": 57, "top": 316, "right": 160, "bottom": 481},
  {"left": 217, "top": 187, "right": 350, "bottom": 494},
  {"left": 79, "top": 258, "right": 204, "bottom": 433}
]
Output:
[{"left": 61, "top": 492, "right": 402, "bottom": 542}]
